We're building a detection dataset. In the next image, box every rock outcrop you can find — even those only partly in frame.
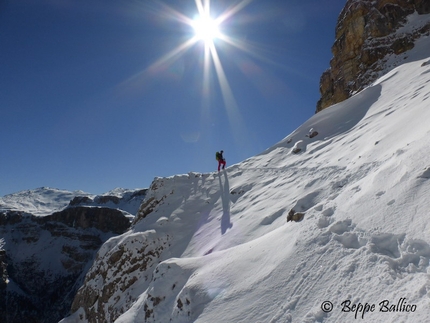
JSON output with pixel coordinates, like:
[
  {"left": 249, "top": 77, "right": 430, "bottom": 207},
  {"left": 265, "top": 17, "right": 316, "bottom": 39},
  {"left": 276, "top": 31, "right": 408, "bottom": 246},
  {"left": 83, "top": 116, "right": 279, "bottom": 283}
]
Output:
[{"left": 317, "top": 0, "right": 430, "bottom": 112}]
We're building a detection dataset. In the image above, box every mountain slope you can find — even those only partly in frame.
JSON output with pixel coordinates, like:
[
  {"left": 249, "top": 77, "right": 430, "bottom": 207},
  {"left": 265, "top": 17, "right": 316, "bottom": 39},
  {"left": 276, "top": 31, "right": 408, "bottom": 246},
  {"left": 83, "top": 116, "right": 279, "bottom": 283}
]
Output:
[{"left": 62, "top": 44, "right": 430, "bottom": 322}]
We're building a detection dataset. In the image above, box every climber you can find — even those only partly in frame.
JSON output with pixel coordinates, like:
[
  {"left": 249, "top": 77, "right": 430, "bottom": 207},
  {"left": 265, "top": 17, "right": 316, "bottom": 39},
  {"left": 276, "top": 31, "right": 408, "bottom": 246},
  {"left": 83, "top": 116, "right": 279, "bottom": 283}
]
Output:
[{"left": 216, "top": 150, "right": 226, "bottom": 171}]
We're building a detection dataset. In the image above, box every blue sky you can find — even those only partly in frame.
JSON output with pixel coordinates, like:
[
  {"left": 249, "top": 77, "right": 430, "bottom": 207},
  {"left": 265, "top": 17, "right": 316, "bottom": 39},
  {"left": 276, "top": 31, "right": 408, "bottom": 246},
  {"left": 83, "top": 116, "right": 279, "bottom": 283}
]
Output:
[{"left": 0, "top": 0, "right": 346, "bottom": 196}]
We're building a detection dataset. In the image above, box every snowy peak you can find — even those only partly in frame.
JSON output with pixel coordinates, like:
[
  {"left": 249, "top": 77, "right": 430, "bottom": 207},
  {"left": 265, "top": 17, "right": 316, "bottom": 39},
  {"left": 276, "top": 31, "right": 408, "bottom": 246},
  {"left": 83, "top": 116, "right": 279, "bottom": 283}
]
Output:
[{"left": 0, "top": 187, "right": 88, "bottom": 216}]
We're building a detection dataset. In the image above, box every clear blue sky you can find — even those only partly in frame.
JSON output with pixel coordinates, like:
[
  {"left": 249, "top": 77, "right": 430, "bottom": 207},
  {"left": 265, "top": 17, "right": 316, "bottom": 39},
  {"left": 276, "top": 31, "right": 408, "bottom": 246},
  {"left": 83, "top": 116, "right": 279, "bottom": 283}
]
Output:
[{"left": 0, "top": 0, "right": 346, "bottom": 196}]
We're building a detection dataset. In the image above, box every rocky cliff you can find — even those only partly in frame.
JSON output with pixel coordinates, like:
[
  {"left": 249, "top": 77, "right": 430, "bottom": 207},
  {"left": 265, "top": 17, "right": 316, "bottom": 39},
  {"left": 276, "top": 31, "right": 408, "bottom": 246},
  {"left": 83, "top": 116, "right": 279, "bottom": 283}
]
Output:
[
  {"left": 317, "top": 0, "right": 430, "bottom": 111},
  {"left": 0, "top": 188, "right": 146, "bottom": 323},
  {"left": 0, "top": 240, "right": 7, "bottom": 307}
]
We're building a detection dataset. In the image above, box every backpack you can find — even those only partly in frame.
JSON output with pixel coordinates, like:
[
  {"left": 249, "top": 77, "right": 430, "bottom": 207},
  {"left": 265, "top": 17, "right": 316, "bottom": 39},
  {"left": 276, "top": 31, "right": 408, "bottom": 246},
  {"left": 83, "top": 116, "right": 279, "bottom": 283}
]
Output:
[{"left": 216, "top": 152, "right": 221, "bottom": 161}]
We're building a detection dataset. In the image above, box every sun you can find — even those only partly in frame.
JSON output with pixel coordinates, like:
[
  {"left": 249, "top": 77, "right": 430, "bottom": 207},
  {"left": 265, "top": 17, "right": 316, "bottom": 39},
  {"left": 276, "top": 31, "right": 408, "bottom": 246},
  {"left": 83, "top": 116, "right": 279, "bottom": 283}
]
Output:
[
  {"left": 192, "top": 14, "right": 221, "bottom": 43},
  {"left": 121, "top": 0, "right": 255, "bottom": 146}
]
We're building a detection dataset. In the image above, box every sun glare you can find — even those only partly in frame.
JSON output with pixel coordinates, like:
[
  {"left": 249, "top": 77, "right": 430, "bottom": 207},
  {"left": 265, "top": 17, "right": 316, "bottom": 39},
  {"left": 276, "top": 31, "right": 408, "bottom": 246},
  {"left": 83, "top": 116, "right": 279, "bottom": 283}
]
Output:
[
  {"left": 122, "top": 0, "right": 255, "bottom": 146},
  {"left": 192, "top": 14, "right": 221, "bottom": 43}
]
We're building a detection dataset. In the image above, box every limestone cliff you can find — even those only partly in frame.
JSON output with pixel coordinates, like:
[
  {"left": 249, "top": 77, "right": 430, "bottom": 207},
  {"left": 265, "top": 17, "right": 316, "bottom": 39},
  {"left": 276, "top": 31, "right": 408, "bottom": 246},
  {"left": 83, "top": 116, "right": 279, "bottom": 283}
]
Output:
[{"left": 317, "top": 0, "right": 430, "bottom": 112}]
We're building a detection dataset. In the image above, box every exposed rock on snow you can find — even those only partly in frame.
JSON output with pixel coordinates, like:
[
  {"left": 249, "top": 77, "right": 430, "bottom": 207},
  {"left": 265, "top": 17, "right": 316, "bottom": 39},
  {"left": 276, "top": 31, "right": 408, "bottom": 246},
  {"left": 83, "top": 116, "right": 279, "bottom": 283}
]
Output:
[{"left": 286, "top": 209, "right": 305, "bottom": 222}]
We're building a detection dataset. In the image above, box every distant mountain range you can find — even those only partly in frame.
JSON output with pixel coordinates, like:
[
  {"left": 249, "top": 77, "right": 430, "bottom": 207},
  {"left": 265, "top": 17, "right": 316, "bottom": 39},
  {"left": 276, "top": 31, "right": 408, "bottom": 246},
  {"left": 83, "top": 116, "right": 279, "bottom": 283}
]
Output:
[{"left": 0, "top": 187, "right": 147, "bottom": 323}]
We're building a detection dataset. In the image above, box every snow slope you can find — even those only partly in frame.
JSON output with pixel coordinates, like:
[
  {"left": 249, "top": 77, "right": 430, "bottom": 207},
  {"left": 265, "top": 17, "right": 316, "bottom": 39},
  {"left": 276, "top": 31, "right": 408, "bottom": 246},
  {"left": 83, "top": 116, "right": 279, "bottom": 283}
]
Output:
[{"left": 62, "top": 41, "right": 430, "bottom": 323}]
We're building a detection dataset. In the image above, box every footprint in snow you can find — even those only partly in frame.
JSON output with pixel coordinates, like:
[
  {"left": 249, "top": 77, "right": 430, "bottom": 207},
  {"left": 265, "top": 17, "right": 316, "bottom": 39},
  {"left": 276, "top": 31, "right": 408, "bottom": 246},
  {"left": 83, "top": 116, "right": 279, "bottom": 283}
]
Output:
[{"left": 376, "top": 190, "right": 385, "bottom": 197}]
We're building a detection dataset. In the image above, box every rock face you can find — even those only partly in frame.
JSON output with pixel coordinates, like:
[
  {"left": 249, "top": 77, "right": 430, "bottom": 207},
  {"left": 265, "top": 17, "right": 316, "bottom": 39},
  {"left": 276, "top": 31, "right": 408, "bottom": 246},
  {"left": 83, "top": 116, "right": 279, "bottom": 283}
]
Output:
[
  {"left": 44, "top": 207, "right": 131, "bottom": 234},
  {"left": 0, "top": 242, "right": 7, "bottom": 302},
  {"left": 69, "top": 229, "right": 171, "bottom": 323},
  {"left": 317, "top": 0, "right": 430, "bottom": 112},
  {"left": 65, "top": 180, "right": 173, "bottom": 323},
  {"left": 0, "top": 208, "right": 131, "bottom": 323},
  {"left": 0, "top": 187, "right": 146, "bottom": 323}
]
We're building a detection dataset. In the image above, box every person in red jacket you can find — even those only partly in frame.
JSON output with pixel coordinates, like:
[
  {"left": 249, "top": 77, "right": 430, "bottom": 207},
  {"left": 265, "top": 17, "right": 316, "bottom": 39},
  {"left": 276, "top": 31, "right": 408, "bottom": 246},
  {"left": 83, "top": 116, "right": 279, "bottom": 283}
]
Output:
[{"left": 216, "top": 150, "right": 226, "bottom": 171}]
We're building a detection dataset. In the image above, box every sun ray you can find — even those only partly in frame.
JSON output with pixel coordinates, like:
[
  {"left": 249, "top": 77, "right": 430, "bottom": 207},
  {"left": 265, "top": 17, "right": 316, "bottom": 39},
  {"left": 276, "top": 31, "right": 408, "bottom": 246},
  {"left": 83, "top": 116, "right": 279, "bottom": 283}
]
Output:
[
  {"left": 182, "top": 0, "right": 254, "bottom": 152},
  {"left": 194, "top": 0, "right": 206, "bottom": 16},
  {"left": 148, "top": 37, "right": 197, "bottom": 73},
  {"left": 202, "top": 43, "right": 212, "bottom": 98},
  {"left": 199, "top": 42, "right": 212, "bottom": 143},
  {"left": 208, "top": 42, "right": 249, "bottom": 150},
  {"left": 215, "top": 0, "right": 253, "bottom": 25},
  {"left": 155, "top": 1, "right": 195, "bottom": 26},
  {"left": 218, "top": 32, "right": 296, "bottom": 73},
  {"left": 117, "top": 0, "right": 260, "bottom": 155}
]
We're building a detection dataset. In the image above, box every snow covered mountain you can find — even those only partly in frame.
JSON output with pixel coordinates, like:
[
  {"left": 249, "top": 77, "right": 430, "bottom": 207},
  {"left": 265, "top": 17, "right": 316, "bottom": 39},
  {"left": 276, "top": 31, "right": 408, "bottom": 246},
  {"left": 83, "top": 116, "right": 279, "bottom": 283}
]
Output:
[
  {"left": 0, "top": 187, "right": 146, "bottom": 323},
  {"left": 0, "top": 187, "right": 146, "bottom": 218},
  {"left": 0, "top": 187, "right": 89, "bottom": 216},
  {"left": 61, "top": 24, "right": 430, "bottom": 323}
]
